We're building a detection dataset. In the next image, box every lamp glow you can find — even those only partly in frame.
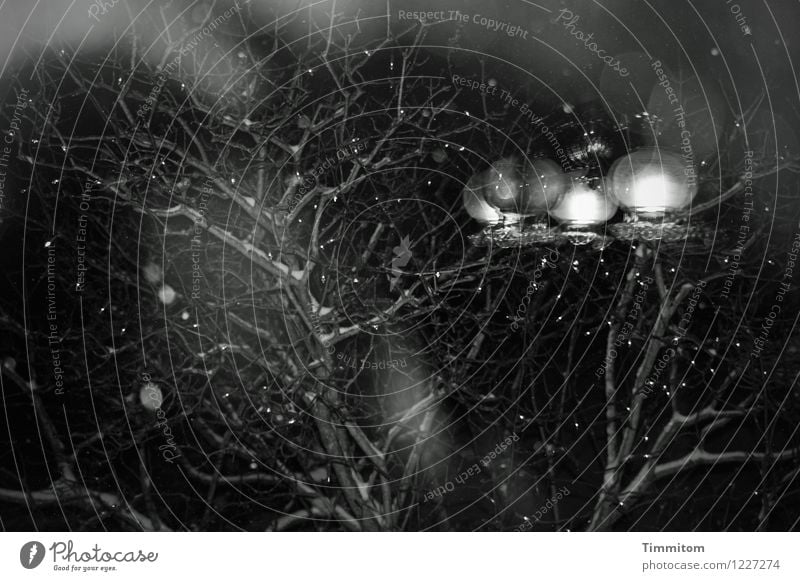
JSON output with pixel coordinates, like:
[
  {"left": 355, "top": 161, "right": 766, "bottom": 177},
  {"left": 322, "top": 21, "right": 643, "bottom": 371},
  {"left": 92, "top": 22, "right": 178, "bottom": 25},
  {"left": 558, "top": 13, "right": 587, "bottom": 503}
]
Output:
[
  {"left": 609, "top": 147, "right": 697, "bottom": 215},
  {"left": 465, "top": 157, "right": 564, "bottom": 247},
  {"left": 549, "top": 179, "right": 618, "bottom": 227},
  {"left": 463, "top": 157, "right": 565, "bottom": 223}
]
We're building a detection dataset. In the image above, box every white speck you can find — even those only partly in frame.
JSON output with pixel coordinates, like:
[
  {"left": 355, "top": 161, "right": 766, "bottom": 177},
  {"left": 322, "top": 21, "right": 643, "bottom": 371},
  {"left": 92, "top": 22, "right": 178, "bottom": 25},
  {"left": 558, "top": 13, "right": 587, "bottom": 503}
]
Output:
[
  {"left": 158, "top": 285, "right": 177, "bottom": 305},
  {"left": 139, "top": 382, "right": 163, "bottom": 411},
  {"left": 143, "top": 262, "right": 163, "bottom": 284}
]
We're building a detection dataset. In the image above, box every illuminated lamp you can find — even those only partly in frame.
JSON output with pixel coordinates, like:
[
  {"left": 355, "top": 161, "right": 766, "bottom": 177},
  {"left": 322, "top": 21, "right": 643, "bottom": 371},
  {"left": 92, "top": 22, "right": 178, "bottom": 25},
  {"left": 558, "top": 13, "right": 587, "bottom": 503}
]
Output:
[
  {"left": 549, "top": 174, "right": 618, "bottom": 245},
  {"left": 608, "top": 147, "right": 700, "bottom": 241},
  {"left": 467, "top": 157, "right": 564, "bottom": 248}
]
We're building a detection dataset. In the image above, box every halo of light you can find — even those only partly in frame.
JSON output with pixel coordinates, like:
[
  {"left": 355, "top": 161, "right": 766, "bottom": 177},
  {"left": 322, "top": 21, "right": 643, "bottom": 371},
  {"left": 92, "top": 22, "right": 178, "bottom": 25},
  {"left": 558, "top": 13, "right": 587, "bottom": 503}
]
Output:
[
  {"left": 549, "top": 178, "right": 618, "bottom": 226},
  {"left": 609, "top": 147, "right": 697, "bottom": 215}
]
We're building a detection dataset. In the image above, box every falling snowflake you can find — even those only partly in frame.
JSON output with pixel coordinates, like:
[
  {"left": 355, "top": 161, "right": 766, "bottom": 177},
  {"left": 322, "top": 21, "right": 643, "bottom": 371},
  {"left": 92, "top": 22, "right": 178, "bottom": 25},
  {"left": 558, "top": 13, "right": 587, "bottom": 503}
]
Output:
[
  {"left": 142, "top": 262, "right": 163, "bottom": 284},
  {"left": 158, "top": 285, "right": 177, "bottom": 305},
  {"left": 139, "top": 382, "right": 163, "bottom": 411}
]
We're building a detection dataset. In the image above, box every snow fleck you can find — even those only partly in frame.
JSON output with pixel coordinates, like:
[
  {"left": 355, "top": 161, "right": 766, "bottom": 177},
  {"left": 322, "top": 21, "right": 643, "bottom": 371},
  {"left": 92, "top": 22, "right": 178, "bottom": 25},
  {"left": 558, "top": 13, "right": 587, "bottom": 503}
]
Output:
[
  {"left": 139, "top": 382, "right": 163, "bottom": 411},
  {"left": 158, "top": 285, "right": 177, "bottom": 305},
  {"left": 142, "top": 262, "right": 163, "bottom": 284}
]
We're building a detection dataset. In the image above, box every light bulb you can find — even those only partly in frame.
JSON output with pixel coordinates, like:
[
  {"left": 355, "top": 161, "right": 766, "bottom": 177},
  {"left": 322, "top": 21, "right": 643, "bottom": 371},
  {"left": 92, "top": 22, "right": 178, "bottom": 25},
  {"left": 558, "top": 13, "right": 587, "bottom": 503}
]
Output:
[
  {"left": 609, "top": 147, "right": 697, "bottom": 215},
  {"left": 549, "top": 177, "right": 618, "bottom": 226}
]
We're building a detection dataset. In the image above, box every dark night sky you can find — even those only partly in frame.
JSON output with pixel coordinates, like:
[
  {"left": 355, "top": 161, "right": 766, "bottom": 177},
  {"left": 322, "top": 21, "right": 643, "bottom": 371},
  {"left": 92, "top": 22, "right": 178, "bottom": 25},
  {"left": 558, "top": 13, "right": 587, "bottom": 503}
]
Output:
[{"left": 2, "top": 0, "right": 800, "bottom": 534}]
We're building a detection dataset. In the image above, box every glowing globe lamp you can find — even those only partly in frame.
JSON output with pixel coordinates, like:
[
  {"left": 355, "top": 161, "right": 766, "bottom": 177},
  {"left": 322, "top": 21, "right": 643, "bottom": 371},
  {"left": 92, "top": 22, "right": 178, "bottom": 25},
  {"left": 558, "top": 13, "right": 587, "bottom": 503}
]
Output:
[
  {"left": 550, "top": 179, "right": 617, "bottom": 226},
  {"left": 549, "top": 176, "right": 618, "bottom": 245},
  {"left": 608, "top": 147, "right": 701, "bottom": 242},
  {"left": 609, "top": 147, "right": 697, "bottom": 216},
  {"left": 465, "top": 157, "right": 563, "bottom": 248}
]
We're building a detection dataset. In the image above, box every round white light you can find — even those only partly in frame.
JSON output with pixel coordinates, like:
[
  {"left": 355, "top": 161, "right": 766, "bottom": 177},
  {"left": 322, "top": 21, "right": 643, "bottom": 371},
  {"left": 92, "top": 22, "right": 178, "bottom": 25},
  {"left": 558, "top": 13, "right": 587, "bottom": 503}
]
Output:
[
  {"left": 609, "top": 147, "right": 697, "bottom": 215},
  {"left": 464, "top": 157, "right": 568, "bottom": 224},
  {"left": 549, "top": 178, "right": 618, "bottom": 226}
]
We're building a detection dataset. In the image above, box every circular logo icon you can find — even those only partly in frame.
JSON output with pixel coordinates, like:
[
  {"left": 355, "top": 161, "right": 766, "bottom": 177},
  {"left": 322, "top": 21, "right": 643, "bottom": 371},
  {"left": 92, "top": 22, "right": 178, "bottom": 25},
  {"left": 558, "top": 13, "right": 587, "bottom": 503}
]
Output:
[{"left": 20, "top": 541, "right": 45, "bottom": 569}]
